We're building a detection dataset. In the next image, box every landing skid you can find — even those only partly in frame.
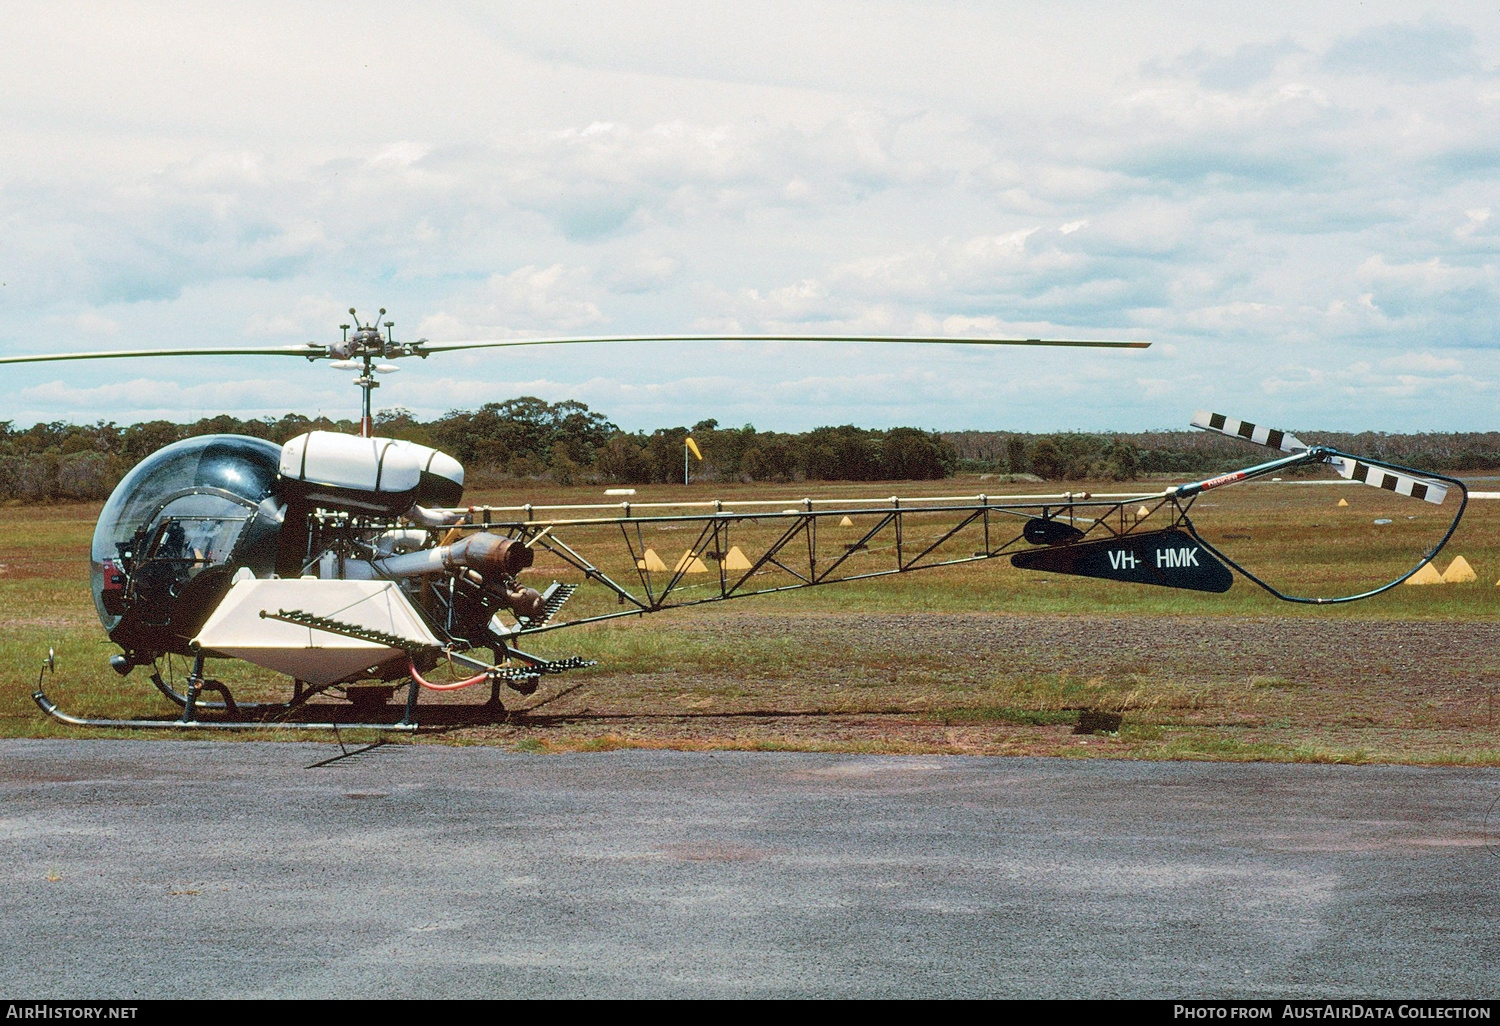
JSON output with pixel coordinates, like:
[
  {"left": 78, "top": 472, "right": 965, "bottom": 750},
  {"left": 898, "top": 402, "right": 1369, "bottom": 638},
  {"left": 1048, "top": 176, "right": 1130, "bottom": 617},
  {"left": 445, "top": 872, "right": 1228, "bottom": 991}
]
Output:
[
  {"left": 31, "top": 686, "right": 422, "bottom": 732},
  {"left": 30, "top": 650, "right": 517, "bottom": 733}
]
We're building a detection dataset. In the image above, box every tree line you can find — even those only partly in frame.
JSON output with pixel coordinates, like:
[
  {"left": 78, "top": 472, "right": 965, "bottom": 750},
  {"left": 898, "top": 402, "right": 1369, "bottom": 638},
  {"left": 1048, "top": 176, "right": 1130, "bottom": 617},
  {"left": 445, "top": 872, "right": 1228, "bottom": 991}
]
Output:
[
  {"left": 0, "top": 399, "right": 956, "bottom": 502},
  {"left": 3, "top": 398, "right": 1499, "bottom": 502},
  {"left": 944, "top": 428, "right": 1500, "bottom": 481}
]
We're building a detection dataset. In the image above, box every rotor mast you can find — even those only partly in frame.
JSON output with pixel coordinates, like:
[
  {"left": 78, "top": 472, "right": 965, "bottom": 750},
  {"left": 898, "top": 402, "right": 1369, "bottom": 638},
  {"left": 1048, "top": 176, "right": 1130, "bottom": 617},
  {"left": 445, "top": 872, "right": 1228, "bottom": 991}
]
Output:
[
  {"left": 354, "top": 348, "right": 378, "bottom": 439},
  {"left": 340, "top": 308, "right": 396, "bottom": 438}
]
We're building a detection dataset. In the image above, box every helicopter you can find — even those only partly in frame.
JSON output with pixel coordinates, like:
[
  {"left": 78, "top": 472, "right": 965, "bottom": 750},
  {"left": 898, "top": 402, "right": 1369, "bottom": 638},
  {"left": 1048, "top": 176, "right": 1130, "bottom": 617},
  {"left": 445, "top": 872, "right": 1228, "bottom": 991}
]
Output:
[{"left": 4, "top": 310, "right": 1468, "bottom": 731}]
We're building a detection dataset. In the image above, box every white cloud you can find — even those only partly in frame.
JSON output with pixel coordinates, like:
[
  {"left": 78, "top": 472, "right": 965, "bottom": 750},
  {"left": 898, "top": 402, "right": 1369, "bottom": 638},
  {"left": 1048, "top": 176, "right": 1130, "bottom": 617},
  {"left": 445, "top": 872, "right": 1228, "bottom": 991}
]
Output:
[
  {"left": 18, "top": 375, "right": 333, "bottom": 422},
  {"left": 1398, "top": 356, "right": 1467, "bottom": 378},
  {"left": 1323, "top": 16, "right": 1484, "bottom": 83},
  {"left": 3, "top": 2, "right": 1500, "bottom": 435},
  {"left": 418, "top": 265, "right": 607, "bottom": 337},
  {"left": 73, "top": 313, "right": 118, "bottom": 335}
]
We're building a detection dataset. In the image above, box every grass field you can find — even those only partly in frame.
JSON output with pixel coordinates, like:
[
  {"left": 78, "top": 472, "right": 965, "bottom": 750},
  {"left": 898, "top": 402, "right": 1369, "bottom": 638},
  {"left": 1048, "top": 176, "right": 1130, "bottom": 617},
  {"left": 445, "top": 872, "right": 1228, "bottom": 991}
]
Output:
[{"left": 4, "top": 471, "right": 1498, "bottom": 762}]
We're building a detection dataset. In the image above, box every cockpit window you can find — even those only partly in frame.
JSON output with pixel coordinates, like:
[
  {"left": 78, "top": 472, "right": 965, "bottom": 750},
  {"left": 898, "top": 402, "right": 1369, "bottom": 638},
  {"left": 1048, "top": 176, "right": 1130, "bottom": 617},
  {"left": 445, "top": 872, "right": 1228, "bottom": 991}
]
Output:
[
  {"left": 140, "top": 492, "right": 259, "bottom": 565},
  {"left": 90, "top": 435, "right": 283, "bottom": 630}
]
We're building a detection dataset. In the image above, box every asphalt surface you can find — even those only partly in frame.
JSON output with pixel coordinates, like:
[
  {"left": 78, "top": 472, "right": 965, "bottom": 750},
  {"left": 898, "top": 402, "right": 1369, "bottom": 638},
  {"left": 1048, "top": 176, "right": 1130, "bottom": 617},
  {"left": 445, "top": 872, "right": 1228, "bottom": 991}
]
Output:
[{"left": 1, "top": 739, "right": 1497, "bottom": 999}]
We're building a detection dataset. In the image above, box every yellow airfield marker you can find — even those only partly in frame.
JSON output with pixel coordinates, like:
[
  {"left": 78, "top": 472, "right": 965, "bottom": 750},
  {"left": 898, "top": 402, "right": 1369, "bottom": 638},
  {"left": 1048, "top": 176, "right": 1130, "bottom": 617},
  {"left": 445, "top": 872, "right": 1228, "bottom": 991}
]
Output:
[
  {"left": 1404, "top": 562, "right": 1444, "bottom": 585},
  {"left": 674, "top": 551, "right": 710, "bottom": 574},
  {"left": 1136, "top": 505, "right": 1151, "bottom": 519},
  {"left": 1442, "top": 556, "right": 1477, "bottom": 583},
  {"left": 723, "top": 546, "right": 753, "bottom": 570},
  {"left": 1337, "top": 498, "right": 1348, "bottom": 507},
  {"left": 637, "top": 548, "right": 668, "bottom": 572},
  {"left": 839, "top": 515, "right": 854, "bottom": 527}
]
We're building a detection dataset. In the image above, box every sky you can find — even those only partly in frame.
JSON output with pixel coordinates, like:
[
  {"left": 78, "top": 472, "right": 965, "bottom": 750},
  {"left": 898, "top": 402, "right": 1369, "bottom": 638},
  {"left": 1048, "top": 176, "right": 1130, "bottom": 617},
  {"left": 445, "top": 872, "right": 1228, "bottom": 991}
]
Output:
[{"left": 2, "top": 1, "right": 1499, "bottom": 435}]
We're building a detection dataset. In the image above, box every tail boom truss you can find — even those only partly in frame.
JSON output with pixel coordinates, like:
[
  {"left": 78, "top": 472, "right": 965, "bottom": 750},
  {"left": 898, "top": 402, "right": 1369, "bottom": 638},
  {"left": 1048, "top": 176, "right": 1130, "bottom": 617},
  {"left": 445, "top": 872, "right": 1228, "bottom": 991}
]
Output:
[{"left": 456, "top": 490, "right": 1190, "bottom": 634}]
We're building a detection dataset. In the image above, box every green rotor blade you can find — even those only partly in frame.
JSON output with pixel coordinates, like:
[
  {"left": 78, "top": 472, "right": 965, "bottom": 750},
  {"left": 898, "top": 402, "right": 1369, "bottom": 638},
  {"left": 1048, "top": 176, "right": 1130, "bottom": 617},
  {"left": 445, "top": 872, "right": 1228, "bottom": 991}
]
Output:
[
  {"left": 0, "top": 343, "right": 326, "bottom": 365},
  {"left": 0, "top": 332, "right": 1149, "bottom": 366},
  {"left": 415, "top": 334, "right": 1150, "bottom": 354}
]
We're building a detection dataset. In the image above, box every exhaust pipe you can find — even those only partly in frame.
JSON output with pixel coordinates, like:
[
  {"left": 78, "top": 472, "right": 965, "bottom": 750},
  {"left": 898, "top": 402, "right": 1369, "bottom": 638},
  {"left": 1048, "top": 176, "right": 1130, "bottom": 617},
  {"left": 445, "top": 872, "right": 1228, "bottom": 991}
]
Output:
[{"left": 362, "top": 533, "right": 534, "bottom": 580}]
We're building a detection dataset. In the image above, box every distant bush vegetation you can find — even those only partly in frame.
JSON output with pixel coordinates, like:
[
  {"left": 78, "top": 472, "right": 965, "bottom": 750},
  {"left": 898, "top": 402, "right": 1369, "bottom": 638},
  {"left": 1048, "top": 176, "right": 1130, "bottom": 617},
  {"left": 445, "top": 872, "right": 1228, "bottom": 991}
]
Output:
[
  {"left": 0, "top": 400, "right": 955, "bottom": 502},
  {"left": 3, "top": 401, "right": 1496, "bottom": 502},
  {"left": 943, "top": 429, "right": 1500, "bottom": 482}
]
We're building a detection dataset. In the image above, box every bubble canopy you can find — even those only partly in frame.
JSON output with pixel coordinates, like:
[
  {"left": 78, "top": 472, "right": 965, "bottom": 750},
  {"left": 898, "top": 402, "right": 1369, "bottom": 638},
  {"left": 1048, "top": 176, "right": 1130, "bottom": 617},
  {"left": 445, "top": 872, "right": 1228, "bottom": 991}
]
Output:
[{"left": 91, "top": 435, "right": 284, "bottom": 630}]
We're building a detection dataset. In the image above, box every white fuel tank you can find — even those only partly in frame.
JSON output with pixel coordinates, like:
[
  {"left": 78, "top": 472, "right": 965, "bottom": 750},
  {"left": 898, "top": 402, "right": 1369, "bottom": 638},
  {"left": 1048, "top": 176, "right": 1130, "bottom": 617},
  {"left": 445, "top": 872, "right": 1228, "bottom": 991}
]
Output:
[
  {"left": 390, "top": 439, "right": 464, "bottom": 508},
  {"left": 279, "top": 432, "right": 422, "bottom": 515},
  {"left": 278, "top": 432, "right": 466, "bottom": 515}
]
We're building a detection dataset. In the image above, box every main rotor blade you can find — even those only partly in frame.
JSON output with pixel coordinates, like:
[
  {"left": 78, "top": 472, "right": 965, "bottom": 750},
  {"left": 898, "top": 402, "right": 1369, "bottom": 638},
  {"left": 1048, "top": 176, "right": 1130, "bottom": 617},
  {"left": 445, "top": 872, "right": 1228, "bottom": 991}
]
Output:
[
  {"left": 0, "top": 343, "right": 326, "bottom": 365},
  {"left": 0, "top": 332, "right": 1150, "bottom": 366},
  {"left": 416, "top": 334, "right": 1150, "bottom": 354}
]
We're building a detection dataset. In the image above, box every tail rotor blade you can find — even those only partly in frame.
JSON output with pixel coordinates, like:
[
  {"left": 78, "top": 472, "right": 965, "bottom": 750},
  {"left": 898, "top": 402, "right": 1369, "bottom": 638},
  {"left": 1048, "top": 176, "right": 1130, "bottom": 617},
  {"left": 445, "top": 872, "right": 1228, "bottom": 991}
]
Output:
[
  {"left": 1332, "top": 457, "right": 1449, "bottom": 505},
  {"left": 1190, "top": 410, "right": 1306, "bottom": 453}
]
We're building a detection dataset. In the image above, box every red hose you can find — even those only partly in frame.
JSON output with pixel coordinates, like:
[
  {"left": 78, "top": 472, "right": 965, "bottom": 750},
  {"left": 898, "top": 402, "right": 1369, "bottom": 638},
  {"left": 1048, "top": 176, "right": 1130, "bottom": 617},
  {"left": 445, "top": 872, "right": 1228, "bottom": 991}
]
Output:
[{"left": 406, "top": 654, "right": 489, "bottom": 691}]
